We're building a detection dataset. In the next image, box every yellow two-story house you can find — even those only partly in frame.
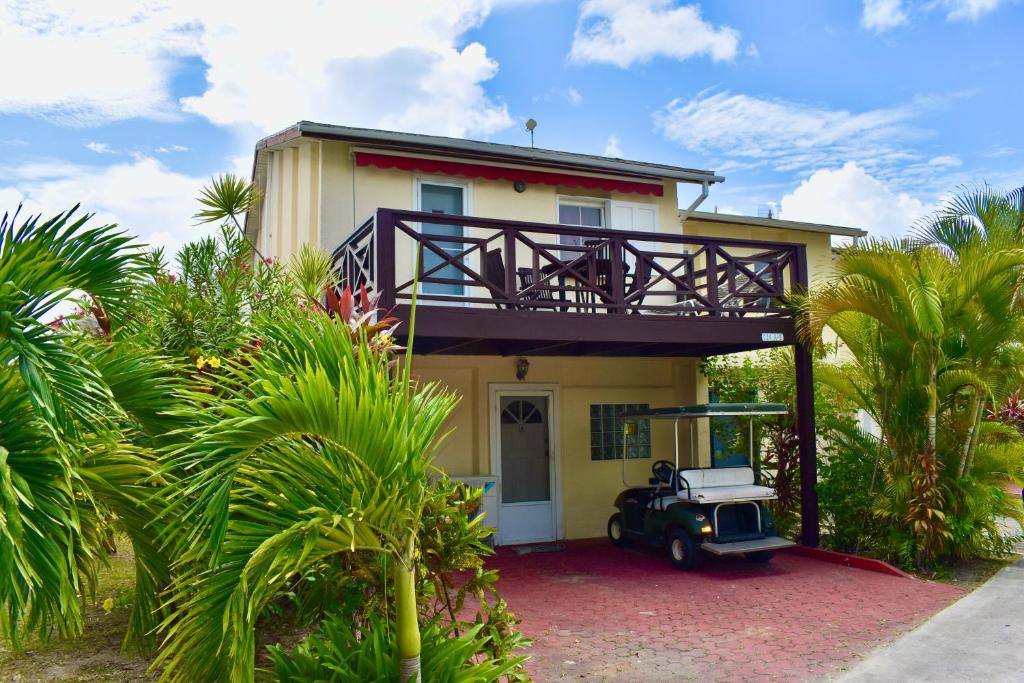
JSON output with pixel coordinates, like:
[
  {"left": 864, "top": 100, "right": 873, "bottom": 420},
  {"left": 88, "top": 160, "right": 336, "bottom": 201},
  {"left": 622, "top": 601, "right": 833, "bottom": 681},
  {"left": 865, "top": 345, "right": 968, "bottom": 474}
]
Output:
[{"left": 245, "top": 122, "right": 865, "bottom": 548}]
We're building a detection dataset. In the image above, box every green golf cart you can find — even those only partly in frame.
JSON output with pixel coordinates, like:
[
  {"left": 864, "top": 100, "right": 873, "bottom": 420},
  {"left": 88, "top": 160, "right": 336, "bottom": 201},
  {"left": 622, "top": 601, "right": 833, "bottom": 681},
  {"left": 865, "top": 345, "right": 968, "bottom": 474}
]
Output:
[{"left": 607, "top": 403, "right": 795, "bottom": 570}]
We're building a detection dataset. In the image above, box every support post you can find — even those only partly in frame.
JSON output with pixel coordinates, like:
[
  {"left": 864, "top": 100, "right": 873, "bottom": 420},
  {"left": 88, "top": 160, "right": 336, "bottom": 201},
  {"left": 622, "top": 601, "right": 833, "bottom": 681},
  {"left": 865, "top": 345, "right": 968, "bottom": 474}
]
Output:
[
  {"left": 375, "top": 209, "right": 396, "bottom": 311},
  {"left": 794, "top": 341, "right": 818, "bottom": 547},
  {"left": 792, "top": 245, "right": 819, "bottom": 547}
]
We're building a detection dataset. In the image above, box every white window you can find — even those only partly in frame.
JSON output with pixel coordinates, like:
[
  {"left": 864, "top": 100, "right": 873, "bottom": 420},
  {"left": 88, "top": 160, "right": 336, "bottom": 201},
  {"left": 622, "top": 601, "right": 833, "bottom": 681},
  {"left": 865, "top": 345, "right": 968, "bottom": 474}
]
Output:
[
  {"left": 558, "top": 201, "right": 605, "bottom": 228},
  {"left": 557, "top": 198, "right": 605, "bottom": 257}
]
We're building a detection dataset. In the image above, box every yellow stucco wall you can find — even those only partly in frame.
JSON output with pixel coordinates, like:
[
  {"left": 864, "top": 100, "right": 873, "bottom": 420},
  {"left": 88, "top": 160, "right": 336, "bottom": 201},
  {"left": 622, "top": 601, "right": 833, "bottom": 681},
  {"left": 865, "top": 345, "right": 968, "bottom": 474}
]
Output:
[
  {"left": 407, "top": 354, "right": 713, "bottom": 540},
  {"left": 683, "top": 217, "right": 835, "bottom": 287}
]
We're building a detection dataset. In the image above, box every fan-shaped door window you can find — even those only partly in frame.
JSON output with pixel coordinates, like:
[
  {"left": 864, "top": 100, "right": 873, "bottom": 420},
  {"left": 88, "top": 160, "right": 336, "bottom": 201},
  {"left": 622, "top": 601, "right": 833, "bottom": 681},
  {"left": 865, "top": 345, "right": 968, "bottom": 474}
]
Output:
[
  {"left": 501, "top": 399, "right": 544, "bottom": 426},
  {"left": 499, "top": 396, "right": 549, "bottom": 504}
]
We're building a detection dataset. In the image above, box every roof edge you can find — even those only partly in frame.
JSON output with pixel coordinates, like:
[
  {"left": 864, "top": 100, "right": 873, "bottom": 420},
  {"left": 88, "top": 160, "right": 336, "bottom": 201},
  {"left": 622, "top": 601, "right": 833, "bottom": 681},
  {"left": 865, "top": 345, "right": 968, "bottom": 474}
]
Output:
[
  {"left": 255, "top": 121, "right": 724, "bottom": 185},
  {"left": 685, "top": 210, "right": 867, "bottom": 238}
]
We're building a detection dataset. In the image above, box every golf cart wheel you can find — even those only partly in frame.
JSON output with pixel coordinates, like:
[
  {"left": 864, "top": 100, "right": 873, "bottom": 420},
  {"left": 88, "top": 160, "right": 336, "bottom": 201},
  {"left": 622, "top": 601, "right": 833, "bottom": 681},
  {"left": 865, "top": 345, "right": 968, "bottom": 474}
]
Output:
[
  {"left": 745, "top": 550, "right": 776, "bottom": 563},
  {"left": 607, "top": 513, "right": 630, "bottom": 547},
  {"left": 666, "top": 528, "right": 700, "bottom": 570}
]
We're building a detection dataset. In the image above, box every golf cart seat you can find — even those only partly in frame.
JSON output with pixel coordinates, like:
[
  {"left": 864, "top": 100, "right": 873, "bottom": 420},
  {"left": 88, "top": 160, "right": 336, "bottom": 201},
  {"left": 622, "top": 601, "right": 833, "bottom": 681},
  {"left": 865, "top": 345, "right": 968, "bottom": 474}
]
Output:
[{"left": 676, "top": 467, "right": 777, "bottom": 503}]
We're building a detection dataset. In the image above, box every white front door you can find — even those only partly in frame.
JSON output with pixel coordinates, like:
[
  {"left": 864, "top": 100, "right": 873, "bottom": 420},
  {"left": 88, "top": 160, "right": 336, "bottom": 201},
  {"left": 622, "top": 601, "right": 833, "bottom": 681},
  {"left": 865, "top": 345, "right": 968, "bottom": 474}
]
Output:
[{"left": 493, "top": 390, "right": 558, "bottom": 544}]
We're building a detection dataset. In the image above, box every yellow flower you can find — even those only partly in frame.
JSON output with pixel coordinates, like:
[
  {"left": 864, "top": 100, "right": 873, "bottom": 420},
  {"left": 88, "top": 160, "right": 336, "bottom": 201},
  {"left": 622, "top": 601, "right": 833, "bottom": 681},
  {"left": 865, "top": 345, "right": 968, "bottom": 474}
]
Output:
[
  {"left": 195, "top": 356, "right": 207, "bottom": 369},
  {"left": 102, "top": 597, "right": 114, "bottom": 613},
  {"left": 207, "top": 356, "right": 221, "bottom": 369}
]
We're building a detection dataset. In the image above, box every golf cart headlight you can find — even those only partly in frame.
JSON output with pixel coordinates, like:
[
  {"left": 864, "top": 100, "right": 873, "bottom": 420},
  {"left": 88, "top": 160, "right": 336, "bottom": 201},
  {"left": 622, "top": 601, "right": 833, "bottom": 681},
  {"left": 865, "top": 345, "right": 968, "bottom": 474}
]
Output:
[{"left": 700, "top": 524, "right": 713, "bottom": 534}]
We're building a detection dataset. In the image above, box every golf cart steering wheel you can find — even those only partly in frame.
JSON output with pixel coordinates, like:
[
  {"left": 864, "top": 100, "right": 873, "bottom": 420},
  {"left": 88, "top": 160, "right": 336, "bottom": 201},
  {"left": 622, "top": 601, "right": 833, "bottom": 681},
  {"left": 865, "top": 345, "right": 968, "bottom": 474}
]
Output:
[{"left": 651, "top": 460, "right": 677, "bottom": 487}]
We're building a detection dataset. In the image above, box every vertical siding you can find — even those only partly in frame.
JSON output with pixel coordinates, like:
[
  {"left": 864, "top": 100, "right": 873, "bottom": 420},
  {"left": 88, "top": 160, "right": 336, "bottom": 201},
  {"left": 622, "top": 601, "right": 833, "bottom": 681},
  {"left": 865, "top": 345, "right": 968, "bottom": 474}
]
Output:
[{"left": 256, "top": 141, "right": 322, "bottom": 263}]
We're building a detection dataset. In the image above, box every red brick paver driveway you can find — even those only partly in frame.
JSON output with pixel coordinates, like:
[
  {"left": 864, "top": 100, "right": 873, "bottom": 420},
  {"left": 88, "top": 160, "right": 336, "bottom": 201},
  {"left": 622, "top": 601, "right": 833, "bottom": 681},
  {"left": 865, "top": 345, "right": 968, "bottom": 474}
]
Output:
[{"left": 488, "top": 540, "right": 963, "bottom": 682}]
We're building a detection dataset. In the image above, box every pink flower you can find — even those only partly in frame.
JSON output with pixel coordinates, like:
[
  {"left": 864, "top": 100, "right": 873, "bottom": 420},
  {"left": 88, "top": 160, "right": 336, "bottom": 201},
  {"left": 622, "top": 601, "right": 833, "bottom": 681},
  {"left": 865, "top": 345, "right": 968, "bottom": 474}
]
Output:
[
  {"left": 169, "top": 274, "right": 178, "bottom": 283},
  {"left": 48, "top": 316, "right": 64, "bottom": 330},
  {"left": 264, "top": 257, "right": 274, "bottom": 265}
]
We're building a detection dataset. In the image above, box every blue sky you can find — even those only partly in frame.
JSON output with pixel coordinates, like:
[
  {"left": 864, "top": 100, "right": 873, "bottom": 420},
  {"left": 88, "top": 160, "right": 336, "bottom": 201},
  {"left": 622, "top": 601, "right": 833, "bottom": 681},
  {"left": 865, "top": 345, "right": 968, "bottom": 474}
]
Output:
[{"left": 1, "top": 0, "right": 1021, "bottom": 252}]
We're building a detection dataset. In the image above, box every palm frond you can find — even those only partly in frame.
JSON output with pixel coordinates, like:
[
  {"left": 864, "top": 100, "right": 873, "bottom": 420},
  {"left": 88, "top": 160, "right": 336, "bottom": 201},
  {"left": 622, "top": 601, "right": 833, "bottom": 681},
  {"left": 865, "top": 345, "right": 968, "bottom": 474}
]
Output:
[{"left": 193, "top": 174, "right": 260, "bottom": 227}]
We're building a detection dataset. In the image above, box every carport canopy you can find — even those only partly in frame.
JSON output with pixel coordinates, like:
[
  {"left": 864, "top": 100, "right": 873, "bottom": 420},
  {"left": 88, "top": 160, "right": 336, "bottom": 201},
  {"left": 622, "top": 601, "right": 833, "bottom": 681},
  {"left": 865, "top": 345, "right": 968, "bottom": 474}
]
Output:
[{"left": 621, "top": 403, "right": 789, "bottom": 419}]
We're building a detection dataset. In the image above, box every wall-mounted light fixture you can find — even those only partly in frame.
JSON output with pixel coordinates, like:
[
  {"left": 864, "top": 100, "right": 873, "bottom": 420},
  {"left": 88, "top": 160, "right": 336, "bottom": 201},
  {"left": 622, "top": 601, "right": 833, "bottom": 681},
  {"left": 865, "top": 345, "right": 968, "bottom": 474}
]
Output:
[
  {"left": 513, "top": 180, "right": 527, "bottom": 193},
  {"left": 515, "top": 357, "right": 530, "bottom": 381}
]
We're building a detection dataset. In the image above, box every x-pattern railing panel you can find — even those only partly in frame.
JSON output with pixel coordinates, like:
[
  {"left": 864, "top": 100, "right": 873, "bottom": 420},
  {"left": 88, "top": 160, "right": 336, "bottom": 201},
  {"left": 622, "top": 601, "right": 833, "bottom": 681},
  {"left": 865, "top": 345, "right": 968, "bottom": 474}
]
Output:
[
  {"left": 332, "top": 208, "right": 803, "bottom": 319},
  {"left": 332, "top": 216, "right": 377, "bottom": 295}
]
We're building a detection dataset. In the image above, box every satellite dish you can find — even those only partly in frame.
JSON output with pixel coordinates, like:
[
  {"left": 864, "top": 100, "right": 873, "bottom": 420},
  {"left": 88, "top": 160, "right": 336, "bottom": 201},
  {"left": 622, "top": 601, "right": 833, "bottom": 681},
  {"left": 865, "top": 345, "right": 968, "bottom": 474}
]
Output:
[{"left": 525, "top": 118, "right": 537, "bottom": 147}]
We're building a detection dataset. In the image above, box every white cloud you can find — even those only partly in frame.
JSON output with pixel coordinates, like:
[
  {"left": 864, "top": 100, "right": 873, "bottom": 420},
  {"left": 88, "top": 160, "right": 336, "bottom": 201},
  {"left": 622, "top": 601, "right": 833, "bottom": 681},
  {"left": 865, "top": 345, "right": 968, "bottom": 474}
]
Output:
[
  {"left": 0, "top": 1, "right": 512, "bottom": 138},
  {"left": 0, "top": 0, "right": 194, "bottom": 126},
  {"left": 86, "top": 142, "right": 114, "bottom": 154},
  {"left": 566, "top": 87, "right": 583, "bottom": 106},
  {"left": 180, "top": 3, "right": 511, "bottom": 136},
  {"left": 929, "top": 154, "right": 962, "bottom": 167},
  {"left": 941, "top": 0, "right": 1004, "bottom": 21},
  {"left": 654, "top": 89, "right": 928, "bottom": 175},
  {"left": 780, "top": 162, "right": 931, "bottom": 237},
  {"left": 862, "top": 0, "right": 909, "bottom": 31},
  {"left": 0, "top": 156, "right": 213, "bottom": 254},
  {"left": 155, "top": 144, "right": 189, "bottom": 153},
  {"left": 861, "top": 0, "right": 1006, "bottom": 32},
  {"left": 984, "top": 145, "right": 1016, "bottom": 158},
  {"left": 604, "top": 134, "right": 623, "bottom": 157},
  {"left": 569, "top": 0, "right": 740, "bottom": 68}
]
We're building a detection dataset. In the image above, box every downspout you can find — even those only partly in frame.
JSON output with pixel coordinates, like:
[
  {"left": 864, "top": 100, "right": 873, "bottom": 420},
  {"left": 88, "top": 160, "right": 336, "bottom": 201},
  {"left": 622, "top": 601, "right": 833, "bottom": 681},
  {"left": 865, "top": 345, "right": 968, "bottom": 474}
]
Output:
[{"left": 679, "top": 180, "right": 710, "bottom": 228}]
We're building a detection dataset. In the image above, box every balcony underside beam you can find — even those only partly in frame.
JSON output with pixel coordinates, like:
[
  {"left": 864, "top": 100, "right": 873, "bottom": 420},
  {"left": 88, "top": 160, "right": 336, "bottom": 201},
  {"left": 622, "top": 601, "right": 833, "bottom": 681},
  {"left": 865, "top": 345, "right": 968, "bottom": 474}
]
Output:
[{"left": 395, "top": 305, "right": 794, "bottom": 357}]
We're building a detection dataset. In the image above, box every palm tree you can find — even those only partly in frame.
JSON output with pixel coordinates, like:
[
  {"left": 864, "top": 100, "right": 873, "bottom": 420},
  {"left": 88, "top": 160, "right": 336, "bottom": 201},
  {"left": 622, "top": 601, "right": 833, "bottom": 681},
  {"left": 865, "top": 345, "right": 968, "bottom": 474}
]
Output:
[
  {"left": 0, "top": 206, "right": 179, "bottom": 649},
  {"left": 798, "top": 235, "right": 1024, "bottom": 566},
  {"left": 153, "top": 311, "right": 457, "bottom": 682},
  {"left": 917, "top": 186, "right": 1024, "bottom": 477}
]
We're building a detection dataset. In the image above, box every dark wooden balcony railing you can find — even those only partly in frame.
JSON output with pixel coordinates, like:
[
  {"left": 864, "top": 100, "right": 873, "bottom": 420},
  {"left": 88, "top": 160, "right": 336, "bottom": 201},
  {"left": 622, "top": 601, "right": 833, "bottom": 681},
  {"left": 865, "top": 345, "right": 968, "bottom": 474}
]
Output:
[{"left": 333, "top": 209, "right": 806, "bottom": 323}]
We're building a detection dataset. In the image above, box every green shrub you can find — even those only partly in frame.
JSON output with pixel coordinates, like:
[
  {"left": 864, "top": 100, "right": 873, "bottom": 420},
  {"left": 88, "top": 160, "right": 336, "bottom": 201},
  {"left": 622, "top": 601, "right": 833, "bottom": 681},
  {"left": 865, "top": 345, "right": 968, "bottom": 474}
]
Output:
[
  {"left": 816, "top": 423, "right": 880, "bottom": 552},
  {"left": 268, "top": 613, "right": 528, "bottom": 683}
]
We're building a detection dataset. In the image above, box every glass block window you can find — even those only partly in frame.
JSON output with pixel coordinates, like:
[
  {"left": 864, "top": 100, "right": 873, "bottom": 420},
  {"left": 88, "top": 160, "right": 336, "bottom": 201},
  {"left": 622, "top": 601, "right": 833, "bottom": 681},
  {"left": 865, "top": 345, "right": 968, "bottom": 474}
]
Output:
[{"left": 590, "top": 404, "right": 651, "bottom": 461}]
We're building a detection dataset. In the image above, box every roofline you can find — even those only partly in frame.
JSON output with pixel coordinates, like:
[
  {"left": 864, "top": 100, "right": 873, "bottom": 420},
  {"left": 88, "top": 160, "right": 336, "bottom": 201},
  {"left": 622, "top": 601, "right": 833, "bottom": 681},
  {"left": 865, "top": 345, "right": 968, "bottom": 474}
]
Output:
[
  {"left": 255, "top": 121, "right": 725, "bottom": 185},
  {"left": 685, "top": 210, "right": 867, "bottom": 238}
]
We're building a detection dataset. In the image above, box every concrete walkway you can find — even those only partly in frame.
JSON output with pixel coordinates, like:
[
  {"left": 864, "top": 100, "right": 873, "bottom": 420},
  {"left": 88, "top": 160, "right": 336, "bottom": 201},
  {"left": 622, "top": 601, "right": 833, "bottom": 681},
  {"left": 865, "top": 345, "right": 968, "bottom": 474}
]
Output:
[{"left": 839, "top": 559, "right": 1024, "bottom": 682}]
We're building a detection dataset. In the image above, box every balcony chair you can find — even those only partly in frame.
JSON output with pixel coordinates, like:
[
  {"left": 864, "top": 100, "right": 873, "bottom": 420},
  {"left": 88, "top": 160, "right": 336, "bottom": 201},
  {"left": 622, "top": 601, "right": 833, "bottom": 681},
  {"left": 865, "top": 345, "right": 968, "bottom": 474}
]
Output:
[
  {"left": 719, "top": 262, "right": 777, "bottom": 316},
  {"left": 483, "top": 249, "right": 511, "bottom": 310},
  {"left": 516, "top": 267, "right": 557, "bottom": 308}
]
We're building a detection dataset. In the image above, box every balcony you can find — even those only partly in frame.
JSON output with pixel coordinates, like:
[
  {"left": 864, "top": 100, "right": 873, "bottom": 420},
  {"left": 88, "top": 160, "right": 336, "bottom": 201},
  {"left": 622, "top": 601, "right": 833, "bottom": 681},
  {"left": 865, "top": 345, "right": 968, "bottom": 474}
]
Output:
[{"left": 332, "top": 209, "right": 809, "bottom": 357}]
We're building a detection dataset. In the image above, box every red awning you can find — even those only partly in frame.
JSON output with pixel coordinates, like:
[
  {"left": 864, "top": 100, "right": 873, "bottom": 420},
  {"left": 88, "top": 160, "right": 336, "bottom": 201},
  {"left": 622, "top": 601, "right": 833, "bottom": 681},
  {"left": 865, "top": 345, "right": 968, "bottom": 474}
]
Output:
[{"left": 353, "top": 152, "right": 664, "bottom": 197}]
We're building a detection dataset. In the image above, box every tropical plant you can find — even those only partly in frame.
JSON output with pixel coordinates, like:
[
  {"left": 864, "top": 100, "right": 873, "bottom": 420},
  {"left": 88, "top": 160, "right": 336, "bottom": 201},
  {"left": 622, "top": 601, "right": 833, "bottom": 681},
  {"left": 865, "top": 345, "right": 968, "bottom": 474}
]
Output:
[
  {"left": 152, "top": 308, "right": 458, "bottom": 682},
  {"left": 129, "top": 226, "right": 295, "bottom": 361},
  {"left": 916, "top": 186, "right": 1024, "bottom": 478},
  {"left": 799, "top": 187, "right": 1024, "bottom": 568},
  {"left": 0, "top": 206, "right": 179, "bottom": 649},
  {"left": 269, "top": 612, "right": 527, "bottom": 683},
  {"left": 2, "top": 180, "right": 530, "bottom": 681}
]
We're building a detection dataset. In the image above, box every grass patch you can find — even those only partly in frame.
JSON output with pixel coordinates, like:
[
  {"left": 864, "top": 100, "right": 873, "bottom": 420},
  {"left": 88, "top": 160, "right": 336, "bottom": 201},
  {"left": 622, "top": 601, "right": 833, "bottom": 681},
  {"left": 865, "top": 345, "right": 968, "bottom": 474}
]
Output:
[
  {"left": 0, "top": 542, "right": 157, "bottom": 682},
  {"left": 0, "top": 539, "right": 313, "bottom": 682}
]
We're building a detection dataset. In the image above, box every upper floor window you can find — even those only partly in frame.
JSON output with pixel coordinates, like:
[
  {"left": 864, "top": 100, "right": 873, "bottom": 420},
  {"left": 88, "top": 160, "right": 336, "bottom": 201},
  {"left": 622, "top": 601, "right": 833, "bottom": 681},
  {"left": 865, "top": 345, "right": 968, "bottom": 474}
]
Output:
[{"left": 558, "top": 200, "right": 605, "bottom": 227}]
